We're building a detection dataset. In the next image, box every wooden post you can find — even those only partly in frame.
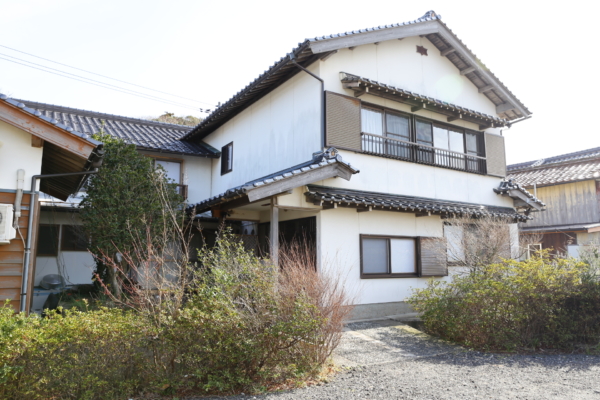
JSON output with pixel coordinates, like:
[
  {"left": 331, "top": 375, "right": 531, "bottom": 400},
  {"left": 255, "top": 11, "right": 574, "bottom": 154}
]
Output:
[{"left": 270, "top": 197, "right": 279, "bottom": 266}]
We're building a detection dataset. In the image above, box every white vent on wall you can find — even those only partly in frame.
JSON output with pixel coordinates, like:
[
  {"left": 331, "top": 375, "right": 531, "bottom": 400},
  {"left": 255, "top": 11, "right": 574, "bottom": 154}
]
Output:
[{"left": 0, "top": 204, "right": 17, "bottom": 245}]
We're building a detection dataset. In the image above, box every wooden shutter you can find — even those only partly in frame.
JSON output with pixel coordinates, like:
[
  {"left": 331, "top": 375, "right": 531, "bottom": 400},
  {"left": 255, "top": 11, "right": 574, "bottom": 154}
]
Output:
[
  {"left": 485, "top": 133, "right": 506, "bottom": 177},
  {"left": 418, "top": 237, "right": 448, "bottom": 277},
  {"left": 325, "top": 91, "right": 361, "bottom": 151}
]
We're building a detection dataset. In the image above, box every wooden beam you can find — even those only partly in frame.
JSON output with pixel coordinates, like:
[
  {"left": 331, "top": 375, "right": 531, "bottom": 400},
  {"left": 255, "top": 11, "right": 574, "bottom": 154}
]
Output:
[
  {"left": 447, "top": 114, "right": 462, "bottom": 122},
  {"left": 478, "top": 85, "right": 494, "bottom": 93},
  {"left": 246, "top": 164, "right": 354, "bottom": 203},
  {"left": 309, "top": 21, "right": 439, "bottom": 53},
  {"left": 31, "top": 135, "right": 44, "bottom": 148},
  {"left": 479, "top": 123, "right": 493, "bottom": 131},
  {"left": 357, "top": 206, "right": 372, "bottom": 213},
  {"left": 496, "top": 102, "right": 516, "bottom": 114},
  {"left": 319, "top": 50, "right": 337, "bottom": 61},
  {"left": 0, "top": 101, "right": 96, "bottom": 160},
  {"left": 440, "top": 47, "right": 456, "bottom": 56},
  {"left": 270, "top": 197, "right": 279, "bottom": 266},
  {"left": 411, "top": 103, "right": 426, "bottom": 113},
  {"left": 460, "top": 66, "right": 476, "bottom": 75}
]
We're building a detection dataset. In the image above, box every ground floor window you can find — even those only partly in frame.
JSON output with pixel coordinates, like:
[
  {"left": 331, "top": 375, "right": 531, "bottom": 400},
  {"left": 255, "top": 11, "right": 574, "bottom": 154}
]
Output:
[{"left": 360, "top": 235, "right": 417, "bottom": 278}]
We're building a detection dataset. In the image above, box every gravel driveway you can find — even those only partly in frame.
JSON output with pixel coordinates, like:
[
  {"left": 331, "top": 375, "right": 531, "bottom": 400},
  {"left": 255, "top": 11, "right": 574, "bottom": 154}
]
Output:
[{"left": 203, "top": 319, "right": 600, "bottom": 399}]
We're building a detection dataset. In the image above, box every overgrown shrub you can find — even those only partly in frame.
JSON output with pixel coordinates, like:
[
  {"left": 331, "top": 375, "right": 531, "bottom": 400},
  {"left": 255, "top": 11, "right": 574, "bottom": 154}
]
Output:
[
  {"left": 408, "top": 251, "right": 600, "bottom": 352},
  {"left": 0, "top": 233, "right": 351, "bottom": 399}
]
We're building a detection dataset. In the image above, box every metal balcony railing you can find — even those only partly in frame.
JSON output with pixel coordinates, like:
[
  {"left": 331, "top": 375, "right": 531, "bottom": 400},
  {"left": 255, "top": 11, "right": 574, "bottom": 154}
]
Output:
[{"left": 361, "top": 133, "right": 486, "bottom": 174}]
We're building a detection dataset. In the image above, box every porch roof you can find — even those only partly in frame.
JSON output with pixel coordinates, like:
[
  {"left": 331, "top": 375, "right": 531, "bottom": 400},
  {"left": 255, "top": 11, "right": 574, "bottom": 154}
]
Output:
[
  {"left": 187, "top": 148, "right": 359, "bottom": 214},
  {"left": 304, "top": 185, "right": 530, "bottom": 222},
  {"left": 493, "top": 179, "right": 546, "bottom": 211}
]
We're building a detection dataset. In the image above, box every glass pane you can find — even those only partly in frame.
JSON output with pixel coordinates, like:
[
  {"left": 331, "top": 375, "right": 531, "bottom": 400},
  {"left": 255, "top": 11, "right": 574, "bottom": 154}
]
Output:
[
  {"left": 466, "top": 133, "right": 478, "bottom": 155},
  {"left": 362, "top": 238, "right": 388, "bottom": 274},
  {"left": 38, "top": 225, "right": 59, "bottom": 256},
  {"left": 61, "top": 225, "right": 89, "bottom": 252},
  {"left": 416, "top": 120, "right": 432, "bottom": 144},
  {"left": 444, "top": 225, "right": 464, "bottom": 262},
  {"left": 386, "top": 113, "right": 409, "bottom": 140},
  {"left": 390, "top": 239, "right": 416, "bottom": 273},
  {"left": 361, "top": 108, "right": 383, "bottom": 136},
  {"left": 155, "top": 160, "right": 181, "bottom": 184},
  {"left": 449, "top": 130, "right": 465, "bottom": 153},
  {"left": 433, "top": 126, "right": 449, "bottom": 150}
]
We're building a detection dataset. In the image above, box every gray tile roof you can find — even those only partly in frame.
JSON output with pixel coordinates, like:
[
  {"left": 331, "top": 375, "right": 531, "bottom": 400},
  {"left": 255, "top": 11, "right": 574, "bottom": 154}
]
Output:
[
  {"left": 0, "top": 94, "right": 103, "bottom": 148},
  {"left": 493, "top": 179, "right": 546, "bottom": 210},
  {"left": 16, "top": 99, "right": 219, "bottom": 158},
  {"left": 340, "top": 72, "right": 506, "bottom": 126},
  {"left": 187, "top": 149, "right": 359, "bottom": 214},
  {"left": 304, "top": 185, "right": 530, "bottom": 222},
  {"left": 507, "top": 147, "right": 600, "bottom": 187},
  {"left": 184, "top": 10, "right": 529, "bottom": 141}
]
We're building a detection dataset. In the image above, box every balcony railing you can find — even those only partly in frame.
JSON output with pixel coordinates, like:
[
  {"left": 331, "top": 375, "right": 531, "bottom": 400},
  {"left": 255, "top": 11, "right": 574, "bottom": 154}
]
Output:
[{"left": 361, "top": 133, "right": 486, "bottom": 174}]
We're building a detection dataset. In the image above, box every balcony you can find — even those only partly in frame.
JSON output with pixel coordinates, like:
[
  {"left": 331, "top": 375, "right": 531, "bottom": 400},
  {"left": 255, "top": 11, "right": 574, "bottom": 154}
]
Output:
[{"left": 361, "top": 133, "right": 486, "bottom": 174}]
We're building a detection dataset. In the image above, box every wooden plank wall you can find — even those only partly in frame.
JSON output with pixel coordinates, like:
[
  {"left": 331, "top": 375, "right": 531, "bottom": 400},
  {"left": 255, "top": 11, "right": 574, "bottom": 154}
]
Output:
[
  {"left": 527, "top": 180, "right": 600, "bottom": 228},
  {"left": 0, "top": 192, "right": 33, "bottom": 312}
]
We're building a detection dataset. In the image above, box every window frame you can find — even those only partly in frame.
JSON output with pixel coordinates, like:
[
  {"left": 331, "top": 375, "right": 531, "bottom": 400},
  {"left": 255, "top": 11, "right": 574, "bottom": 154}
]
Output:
[
  {"left": 221, "top": 142, "right": 233, "bottom": 175},
  {"left": 359, "top": 234, "right": 419, "bottom": 279},
  {"left": 360, "top": 101, "right": 485, "bottom": 158}
]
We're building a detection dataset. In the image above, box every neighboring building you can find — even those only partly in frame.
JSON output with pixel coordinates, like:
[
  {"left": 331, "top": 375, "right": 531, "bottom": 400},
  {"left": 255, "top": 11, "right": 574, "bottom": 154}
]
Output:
[
  {"left": 507, "top": 147, "right": 600, "bottom": 257},
  {"left": 8, "top": 100, "right": 219, "bottom": 308},
  {"left": 0, "top": 95, "right": 103, "bottom": 312},
  {"left": 182, "top": 10, "right": 543, "bottom": 319}
]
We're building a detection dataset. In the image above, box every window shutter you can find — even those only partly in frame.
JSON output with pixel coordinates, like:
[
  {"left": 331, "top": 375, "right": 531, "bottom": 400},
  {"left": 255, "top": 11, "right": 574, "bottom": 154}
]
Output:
[
  {"left": 325, "top": 91, "right": 361, "bottom": 151},
  {"left": 485, "top": 133, "right": 506, "bottom": 177},
  {"left": 418, "top": 237, "right": 448, "bottom": 277}
]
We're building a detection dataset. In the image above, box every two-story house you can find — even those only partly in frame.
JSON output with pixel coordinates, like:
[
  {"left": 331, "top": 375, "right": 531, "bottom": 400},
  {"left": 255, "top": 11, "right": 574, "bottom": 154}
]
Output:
[
  {"left": 507, "top": 147, "right": 600, "bottom": 257},
  {"left": 183, "top": 11, "right": 544, "bottom": 319},
  {"left": 0, "top": 95, "right": 103, "bottom": 312},
  {"left": 3, "top": 100, "right": 219, "bottom": 311}
]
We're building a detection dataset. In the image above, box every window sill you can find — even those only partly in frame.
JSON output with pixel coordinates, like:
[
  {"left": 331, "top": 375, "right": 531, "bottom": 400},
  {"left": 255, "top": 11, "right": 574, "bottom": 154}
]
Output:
[{"left": 360, "top": 273, "right": 419, "bottom": 279}]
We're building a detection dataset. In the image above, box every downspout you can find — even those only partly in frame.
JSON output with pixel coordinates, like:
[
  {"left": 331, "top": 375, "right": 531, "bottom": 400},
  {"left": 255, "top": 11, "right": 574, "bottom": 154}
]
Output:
[
  {"left": 20, "top": 169, "right": 99, "bottom": 312},
  {"left": 13, "top": 169, "right": 25, "bottom": 228},
  {"left": 288, "top": 53, "right": 326, "bottom": 149}
]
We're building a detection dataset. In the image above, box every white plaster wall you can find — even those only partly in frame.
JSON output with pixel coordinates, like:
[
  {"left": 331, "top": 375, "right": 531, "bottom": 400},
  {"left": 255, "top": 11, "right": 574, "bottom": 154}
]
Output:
[
  {"left": 204, "top": 63, "right": 322, "bottom": 195},
  {"left": 320, "top": 37, "right": 498, "bottom": 116},
  {"left": 0, "top": 120, "right": 43, "bottom": 191},
  {"left": 309, "top": 151, "right": 514, "bottom": 208},
  {"left": 318, "top": 207, "right": 444, "bottom": 305},
  {"left": 139, "top": 151, "right": 212, "bottom": 204},
  {"left": 35, "top": 211, "right": 95, "bottom": 286}
]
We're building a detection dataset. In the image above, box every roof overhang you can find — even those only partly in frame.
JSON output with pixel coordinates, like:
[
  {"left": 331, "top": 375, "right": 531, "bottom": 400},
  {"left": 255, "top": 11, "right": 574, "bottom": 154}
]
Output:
[
  {"left": 0, "top": 95, "right": 104, "bottom": 200},
  {"left": 494, "top": 179, "right": 546, "bottom": 212},
  {"left": 521, "top": 223, "right": 600, "bottom": 234},
  {"left": 184, "top": 11, "right": 530, "bottom": 141},
  {"left": 340, "top": 72, "right": 506, "bottom": 130},
  {"left": 305, "top": 185, "right": 529, "bottom": 222},
  {"left": 188, "top": 148, "right": 359, "bottom": 215}
]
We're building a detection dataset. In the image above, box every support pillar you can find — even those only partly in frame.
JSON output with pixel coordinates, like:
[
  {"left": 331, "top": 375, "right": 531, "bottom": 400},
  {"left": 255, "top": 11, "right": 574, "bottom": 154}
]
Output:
[{"left": 270, "top": 197, "right": 279, "bottom": 266}]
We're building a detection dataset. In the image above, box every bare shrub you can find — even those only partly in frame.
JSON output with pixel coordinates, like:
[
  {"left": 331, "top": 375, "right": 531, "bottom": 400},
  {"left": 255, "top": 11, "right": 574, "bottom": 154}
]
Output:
[
  {"left": 278, "top": 239, "right": 354, "bottom": 366},
  {"left": 439, "top": 216, "right": 542, "bottom": 273}
]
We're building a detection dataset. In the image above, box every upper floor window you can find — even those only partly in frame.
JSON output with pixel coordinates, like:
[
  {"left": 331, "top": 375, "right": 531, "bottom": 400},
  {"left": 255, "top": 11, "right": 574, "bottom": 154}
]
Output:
[
  {"left": 361, "top": 105, "right": 486, "bottom": 174},
  {"left": 221, "top": 142, "right": 233, "bottom": 175}
]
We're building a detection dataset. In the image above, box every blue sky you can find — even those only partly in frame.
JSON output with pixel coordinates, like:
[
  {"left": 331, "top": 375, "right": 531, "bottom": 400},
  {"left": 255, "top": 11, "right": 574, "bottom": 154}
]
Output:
[{"left": 1, "top": 0, "right": 597, "bottom": 164}]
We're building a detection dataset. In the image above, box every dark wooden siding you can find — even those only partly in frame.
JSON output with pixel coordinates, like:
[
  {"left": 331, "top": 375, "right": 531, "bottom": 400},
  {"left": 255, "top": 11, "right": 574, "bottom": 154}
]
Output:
[
  {"left": 527, "top": 181, "right": 600, "bottom": 228},
  {"left": 0, "top": 192, "right": 38, "bottom": 312}
]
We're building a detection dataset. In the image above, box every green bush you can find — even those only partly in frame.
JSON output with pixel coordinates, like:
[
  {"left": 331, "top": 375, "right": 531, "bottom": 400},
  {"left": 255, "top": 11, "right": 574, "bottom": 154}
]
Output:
[
  {"left": 0, "top": 234, "right": 350, "bottom": 399},
  {"left": 408, "top": 252, "right": 600, "bottom": 352}
]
